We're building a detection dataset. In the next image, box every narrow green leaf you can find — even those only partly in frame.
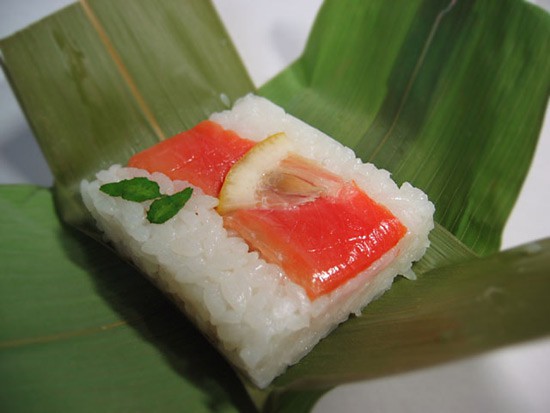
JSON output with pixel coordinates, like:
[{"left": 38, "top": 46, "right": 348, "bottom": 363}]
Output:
[
  {"left": 1, "top": 0, "right": 549, "bottom": 412},
  {"left": 414, "top": 223, "right": 478, "bottom": 274},
  {"left": 261, "top": 0, "right": 550, "bottom": 255},
  {"left": 0, "top": 185, "right": 256, "bottom": 413},
  {"left": 261, "top": 388, "right": 327, "bottom": 413},
  {"left": 3, "top": 185, "right": 548, "bottom": 413},
  {"left": 100, "top": 177, "right": 161, "bottom": 202},
  {"left": 269, "top": 238, "right": 550, "bottom": 390},
  {"left": 147, "top": 187, "right": 193, "bottom": 224},
  {"left": 0, "top": 0, "right": 254, "bottom": 230}
]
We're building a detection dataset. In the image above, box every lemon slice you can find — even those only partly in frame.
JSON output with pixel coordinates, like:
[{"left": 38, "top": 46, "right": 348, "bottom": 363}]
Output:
[
  {"left": 218, "top": 132, "right": 293, "bottom": 214},
  {"left": 218, "top": 132, "right": 346, "bottom": 214}
]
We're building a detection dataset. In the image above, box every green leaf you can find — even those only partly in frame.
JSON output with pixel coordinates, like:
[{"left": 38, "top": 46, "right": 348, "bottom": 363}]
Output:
[
  {"left": 0, "top": 0, "right": 254, "bottom": 231},
  {"left": 1, "top": 0, "right": 549, "bottom": 412},
  {"left": 100, "top": 177, "right": 161, "bottom": 202},
  {"left": 98, "top": 178, "right": 193, "bottom": 223},
  {"left": 261, "top": 0, "right": 550, "bottom": 256},
  {"left": 2, "top": 185, "right": 549, "bottom": 413},
  {"left": 271, "top": 238, "right": 550, "bottom": 390},
  {"left": 0, "top": 185, "right": 256, "bottom": 413},
  {"left": 147, "top": 187, "right": 194, "bottom": 224}
]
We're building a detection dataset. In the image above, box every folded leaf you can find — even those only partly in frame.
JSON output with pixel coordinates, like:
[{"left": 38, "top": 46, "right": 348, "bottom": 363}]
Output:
[
  {"left": 0, "top": 185, "right": 255, "bottom": 413},
  {"left": 0, "top": 0, "right": 254, "bottom": 231},
  {"left": 2, "top": 185, "right": 549, "bottom": 413},
  {"left": 270, "top": 237, "right": 550, "bottom": 390},
  {"left": 1, "top": 0, "right": 549, "bottom": 412},
  {"left": 261, "top": 0, "right": 550, "bottom": 255}
]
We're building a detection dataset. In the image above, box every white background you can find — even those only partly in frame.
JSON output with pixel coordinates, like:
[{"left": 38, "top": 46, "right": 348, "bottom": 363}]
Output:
[{"left": 1, "top": 1, "right": 549, "bottom": 412}]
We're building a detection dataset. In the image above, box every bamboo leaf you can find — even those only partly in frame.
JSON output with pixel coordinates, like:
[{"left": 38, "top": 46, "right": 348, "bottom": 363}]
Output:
[
  {"left": 2, "top": 185, "right": 549, "bottom": 412},
  {"left": 0, "top": 0, "right": 254, "bottom": 231},
  {"left": 0, "top": 185, "right": 255, "bottom": 413},
  {"left": 261, "top": 0, "right": 550, "bottom": 255},
  {"left": 1, "top": 0, "right": 549, "bottom": 412},
  {"left": 270, "top": 238, "right": 550, "bottom": 390},
  {"left": 255, "top": 237, "right": 550, "bottom": 411}
]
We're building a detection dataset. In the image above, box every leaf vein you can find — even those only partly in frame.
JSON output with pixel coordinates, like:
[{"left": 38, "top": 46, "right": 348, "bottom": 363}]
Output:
[
  {"left": 368, "top": 0, "right": 459, "bottom": 162},
  {"left": 0, "top": 320, "right": 127, "bottom": 350},
  {"left": 79, "top": 0, "right": 166, "bottom": 141}
]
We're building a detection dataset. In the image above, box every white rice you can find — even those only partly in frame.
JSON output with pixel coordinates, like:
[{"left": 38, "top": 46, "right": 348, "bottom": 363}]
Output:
[{"left": 81, "top": 94, "right": 434, "bottom": 388}]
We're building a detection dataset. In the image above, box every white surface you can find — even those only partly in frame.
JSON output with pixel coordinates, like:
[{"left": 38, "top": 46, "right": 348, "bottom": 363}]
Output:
[{"left": 1, "top": 1, "right": 549, "bottom": 412}]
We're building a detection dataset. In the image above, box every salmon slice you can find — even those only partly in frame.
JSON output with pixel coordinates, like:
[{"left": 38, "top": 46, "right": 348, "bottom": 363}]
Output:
[
  {"left": 130, "top": 124, "right": 407, "bottom": 299},
  {"left": 217, "top": 132, "right": 407, "bottom": 299},
  {"left": 128, "top": 120, "right": 255, "bottom": 196},
  {"left": 224, "top": 183, "right": 407, "bottom": 299}
]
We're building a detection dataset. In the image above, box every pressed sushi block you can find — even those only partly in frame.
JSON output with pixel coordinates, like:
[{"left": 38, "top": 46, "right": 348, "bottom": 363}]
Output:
[{"left": 81, "top": 95, "right": 434, "bottom": 388}]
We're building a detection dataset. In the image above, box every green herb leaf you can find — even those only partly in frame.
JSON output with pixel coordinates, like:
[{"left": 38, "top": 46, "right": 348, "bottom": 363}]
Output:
[
  {"left": 146, "top": 187, "right": 194, "bottom": 224},
  {"left": 100, "top": 177, "right": 161, "bottom": 202},
  {"left": 100, "top": 178, "right": 193, "bottom": 223}
]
